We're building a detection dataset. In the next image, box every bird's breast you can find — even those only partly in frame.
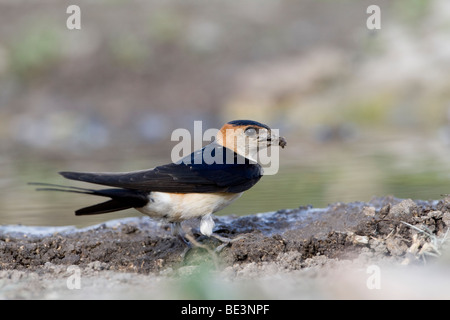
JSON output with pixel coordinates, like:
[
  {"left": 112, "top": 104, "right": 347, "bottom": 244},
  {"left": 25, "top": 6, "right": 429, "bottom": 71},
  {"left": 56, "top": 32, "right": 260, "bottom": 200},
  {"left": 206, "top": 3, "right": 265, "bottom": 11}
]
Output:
[{"left": 136, "top": 191, "right": 243, "bottom": 222}]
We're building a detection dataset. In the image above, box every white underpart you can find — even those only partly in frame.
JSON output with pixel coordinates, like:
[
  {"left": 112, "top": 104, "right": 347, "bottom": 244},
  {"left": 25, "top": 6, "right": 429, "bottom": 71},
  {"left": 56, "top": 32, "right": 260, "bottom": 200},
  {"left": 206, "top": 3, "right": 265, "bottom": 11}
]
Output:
[
  {"left": 136, "top": 192, "right": 242, "bottom": 236},
  {"left": 200, "top": 214, "right": 215, "bottom": 237}
]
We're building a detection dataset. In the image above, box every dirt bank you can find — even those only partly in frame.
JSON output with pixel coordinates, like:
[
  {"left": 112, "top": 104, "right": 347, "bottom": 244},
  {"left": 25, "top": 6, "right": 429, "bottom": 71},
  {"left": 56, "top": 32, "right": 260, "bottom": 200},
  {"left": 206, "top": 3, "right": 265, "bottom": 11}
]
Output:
[{"left": 1, "top": 196, "right": 450, "bottom": 299}]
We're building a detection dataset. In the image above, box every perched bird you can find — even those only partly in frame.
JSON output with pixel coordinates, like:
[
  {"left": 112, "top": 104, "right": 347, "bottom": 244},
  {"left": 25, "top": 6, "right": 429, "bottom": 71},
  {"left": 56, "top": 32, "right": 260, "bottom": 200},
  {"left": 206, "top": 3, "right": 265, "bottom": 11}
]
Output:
[{"left": 31, "top": 120, "right": 286, "bottom": 247}]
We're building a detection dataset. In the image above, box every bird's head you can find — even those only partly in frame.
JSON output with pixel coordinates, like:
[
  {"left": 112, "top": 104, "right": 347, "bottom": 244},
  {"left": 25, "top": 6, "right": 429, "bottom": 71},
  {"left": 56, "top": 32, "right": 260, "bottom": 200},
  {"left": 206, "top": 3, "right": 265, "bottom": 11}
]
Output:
[{"left": 215, "top": 120, "right": 287, "bottom": 161}]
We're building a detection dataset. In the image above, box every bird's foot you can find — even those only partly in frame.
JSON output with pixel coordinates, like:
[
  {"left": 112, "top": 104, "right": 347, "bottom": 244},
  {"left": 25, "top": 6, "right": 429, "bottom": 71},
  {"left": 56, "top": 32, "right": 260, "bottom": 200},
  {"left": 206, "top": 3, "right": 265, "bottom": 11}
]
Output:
[
  {"left": 178, "top": 232, "right": 245, "bottom": 267},
  {"left": 180, "top": 233, "right": 220, "bottom": 268},
  {"left": 177, "top": 234, "right": 193, "bottom": 259},
  {"left": 211, "top": 233, "right": 245, "bottom": 252},
  {"left": 186, "top": 227, "right": 245, "bottom": 252}
]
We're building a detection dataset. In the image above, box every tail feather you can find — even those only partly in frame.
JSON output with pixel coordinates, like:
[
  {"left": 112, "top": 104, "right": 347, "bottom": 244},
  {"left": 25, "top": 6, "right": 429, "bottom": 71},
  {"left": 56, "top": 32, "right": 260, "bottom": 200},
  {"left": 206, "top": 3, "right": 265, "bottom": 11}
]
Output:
[
  {"left": 29, "top": 182, "right": 96, "bottom": 194},
  {"left": 75, "top": 199, "right": 134, "bottom": 215},
  {"left": 29, "top": 182, "right": 149, "bottom": 216}
]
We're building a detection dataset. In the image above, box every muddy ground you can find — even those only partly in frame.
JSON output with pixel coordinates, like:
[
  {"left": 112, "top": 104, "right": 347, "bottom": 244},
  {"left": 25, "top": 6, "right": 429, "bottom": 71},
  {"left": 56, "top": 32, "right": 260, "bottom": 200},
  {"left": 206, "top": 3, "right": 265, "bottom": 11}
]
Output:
[{"left": 1, "top": 196, "right": 450, "bottom": 299}]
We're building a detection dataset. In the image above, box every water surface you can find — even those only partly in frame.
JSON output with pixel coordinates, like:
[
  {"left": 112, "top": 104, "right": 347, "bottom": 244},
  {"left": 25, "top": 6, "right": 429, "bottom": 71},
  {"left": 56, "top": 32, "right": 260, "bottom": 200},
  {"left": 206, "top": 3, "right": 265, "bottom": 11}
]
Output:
[{"left": 2, "top": 139, "right": 450, "bottom": 227}]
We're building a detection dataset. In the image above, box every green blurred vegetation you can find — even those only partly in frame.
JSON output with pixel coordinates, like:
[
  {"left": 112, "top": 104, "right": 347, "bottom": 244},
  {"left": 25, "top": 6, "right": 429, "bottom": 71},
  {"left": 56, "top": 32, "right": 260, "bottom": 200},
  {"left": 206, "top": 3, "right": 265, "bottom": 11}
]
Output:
[
  {"left": 393, "top": 0, "right": 431, "bottom": 25},
  {"left": 8, "top": 25, "right": 62, "bottom": 80}
]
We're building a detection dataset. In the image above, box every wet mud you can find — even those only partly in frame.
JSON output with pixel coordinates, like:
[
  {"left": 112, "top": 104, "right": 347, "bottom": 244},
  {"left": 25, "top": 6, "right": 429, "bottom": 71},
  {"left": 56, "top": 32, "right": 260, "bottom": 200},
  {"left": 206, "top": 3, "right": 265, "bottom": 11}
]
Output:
[{"left": 2, "top": 196, "right": 449, "bottom": 274}]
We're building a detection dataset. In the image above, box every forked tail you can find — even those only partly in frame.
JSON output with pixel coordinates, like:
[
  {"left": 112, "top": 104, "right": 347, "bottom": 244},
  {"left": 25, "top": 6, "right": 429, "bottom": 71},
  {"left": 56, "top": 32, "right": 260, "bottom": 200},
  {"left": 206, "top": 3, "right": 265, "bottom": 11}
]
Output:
[{"left": 29, "top": 182, "right": 149, "bottom": 215}]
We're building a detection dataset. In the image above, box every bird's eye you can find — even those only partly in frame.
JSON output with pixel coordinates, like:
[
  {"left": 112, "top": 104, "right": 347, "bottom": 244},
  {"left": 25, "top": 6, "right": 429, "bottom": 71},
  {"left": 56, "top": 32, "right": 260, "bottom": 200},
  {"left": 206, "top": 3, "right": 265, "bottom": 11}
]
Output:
[{"left": 245, "top": 127, "right": 257, "bottom": 136}]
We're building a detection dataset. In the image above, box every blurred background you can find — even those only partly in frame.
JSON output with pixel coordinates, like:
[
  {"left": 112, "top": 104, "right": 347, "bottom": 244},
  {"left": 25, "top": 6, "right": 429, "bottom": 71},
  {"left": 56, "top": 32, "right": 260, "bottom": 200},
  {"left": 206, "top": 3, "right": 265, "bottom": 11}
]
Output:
[{"left": 1, "top": 0, "right": 450, "bottom": 227}]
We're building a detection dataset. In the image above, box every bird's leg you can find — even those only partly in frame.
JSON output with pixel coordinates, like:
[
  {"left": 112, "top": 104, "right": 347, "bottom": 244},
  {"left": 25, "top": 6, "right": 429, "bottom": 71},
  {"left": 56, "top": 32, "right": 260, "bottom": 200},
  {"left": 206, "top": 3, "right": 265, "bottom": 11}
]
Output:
[
  {"left": 170, "top": 222, "right": 192, "bottom": 257},
  {"left": 171, "top": 216, "right": 245, "bottom": 257},
  {"left": 170, "top": 221, "right": 221, "bottom": 268},
  {"left": 170, "top": 221, "right": 218, "bottom": 259},
  {"left": 200, "top": 214, "right": 245, "bottom": 252}
]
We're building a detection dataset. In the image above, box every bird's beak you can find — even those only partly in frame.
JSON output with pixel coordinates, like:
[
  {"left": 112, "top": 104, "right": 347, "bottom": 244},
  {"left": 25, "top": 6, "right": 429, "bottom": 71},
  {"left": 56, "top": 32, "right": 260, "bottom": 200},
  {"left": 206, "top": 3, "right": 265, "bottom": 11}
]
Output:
[{"left": 267, "top": 133, "right": 287, "bottom": 149}]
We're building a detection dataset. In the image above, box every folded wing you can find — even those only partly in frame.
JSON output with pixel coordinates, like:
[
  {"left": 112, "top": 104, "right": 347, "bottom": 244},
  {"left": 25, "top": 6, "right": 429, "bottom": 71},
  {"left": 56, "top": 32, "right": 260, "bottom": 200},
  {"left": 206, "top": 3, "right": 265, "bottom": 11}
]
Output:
[{"left": 60, "top": 145, "right": 262, "bottom": 193}]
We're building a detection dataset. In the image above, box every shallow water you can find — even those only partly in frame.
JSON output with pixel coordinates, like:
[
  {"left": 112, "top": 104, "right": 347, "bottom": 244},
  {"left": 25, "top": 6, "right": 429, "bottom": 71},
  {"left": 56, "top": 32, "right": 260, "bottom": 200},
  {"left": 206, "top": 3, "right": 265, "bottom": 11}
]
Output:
[{"left": 2, "top": 138, "right": 450, "bottom": 227}]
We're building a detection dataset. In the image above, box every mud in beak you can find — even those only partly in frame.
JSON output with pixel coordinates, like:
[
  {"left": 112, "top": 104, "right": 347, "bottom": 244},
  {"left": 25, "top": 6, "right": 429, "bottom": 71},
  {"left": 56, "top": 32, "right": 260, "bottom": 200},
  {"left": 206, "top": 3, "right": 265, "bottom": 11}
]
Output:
[
  {"left": 278, "top": 136, "right": 287, "bottom": 148},
  {"left": 264, "top": 133, "right": 287, "bottom": 148}
]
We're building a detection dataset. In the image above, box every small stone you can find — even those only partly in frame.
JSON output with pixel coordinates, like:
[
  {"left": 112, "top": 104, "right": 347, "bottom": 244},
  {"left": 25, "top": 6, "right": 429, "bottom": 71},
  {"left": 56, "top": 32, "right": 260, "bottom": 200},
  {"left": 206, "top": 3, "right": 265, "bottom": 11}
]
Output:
[
  {"left": 353, "top": 235, "right": 369, "bottom": 245},
  {"left": 388, "top": 199, "right": 418, "bottom": 219},
  {"left": 443, "top": 212, "right": 450, "bottom": 226},
  {"left": 362, "top": 206, "right": 376, "bottom": 217}
]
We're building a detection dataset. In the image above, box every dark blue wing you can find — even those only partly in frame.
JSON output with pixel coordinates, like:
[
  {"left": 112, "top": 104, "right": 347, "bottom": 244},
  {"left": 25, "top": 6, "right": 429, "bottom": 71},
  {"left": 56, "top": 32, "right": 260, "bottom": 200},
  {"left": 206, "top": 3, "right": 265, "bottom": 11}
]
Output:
[{"left": 60, "top": 144, "right": 262, "bottom": 193}]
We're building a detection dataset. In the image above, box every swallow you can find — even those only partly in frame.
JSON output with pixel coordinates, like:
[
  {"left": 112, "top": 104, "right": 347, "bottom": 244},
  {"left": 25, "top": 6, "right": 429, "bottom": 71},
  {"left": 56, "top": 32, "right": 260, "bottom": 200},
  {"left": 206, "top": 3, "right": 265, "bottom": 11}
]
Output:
[{"left": 31, "top": 120, "right": 286, "bottom": 248}]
